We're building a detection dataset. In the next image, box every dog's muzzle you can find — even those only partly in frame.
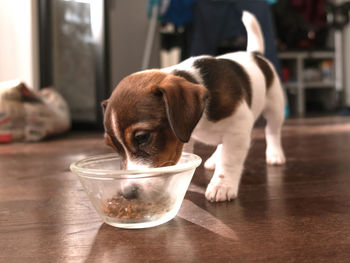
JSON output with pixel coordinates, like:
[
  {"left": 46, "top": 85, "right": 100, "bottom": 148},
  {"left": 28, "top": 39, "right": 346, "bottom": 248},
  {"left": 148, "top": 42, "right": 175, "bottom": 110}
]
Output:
[{"left": 121, "top": 184, "right": 140, "bottom": 199}]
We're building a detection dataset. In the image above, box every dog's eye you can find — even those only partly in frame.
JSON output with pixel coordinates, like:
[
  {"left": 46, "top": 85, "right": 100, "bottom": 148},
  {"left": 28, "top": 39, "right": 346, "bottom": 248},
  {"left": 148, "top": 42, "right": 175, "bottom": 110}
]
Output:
[{"left": 133, "top": 131, "right": 151, "bottom": 147}]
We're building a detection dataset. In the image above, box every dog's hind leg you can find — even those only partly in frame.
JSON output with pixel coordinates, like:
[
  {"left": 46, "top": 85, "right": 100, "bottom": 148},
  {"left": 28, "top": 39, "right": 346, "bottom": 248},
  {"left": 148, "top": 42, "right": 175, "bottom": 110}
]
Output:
[{"left": 263, "top": 80, "right": 286, "bottom": 165}]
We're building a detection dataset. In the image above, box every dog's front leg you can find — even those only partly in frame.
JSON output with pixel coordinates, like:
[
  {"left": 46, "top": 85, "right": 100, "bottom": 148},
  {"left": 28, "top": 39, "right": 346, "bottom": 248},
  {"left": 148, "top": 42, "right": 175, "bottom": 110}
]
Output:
[{"left": 205, "top": 131, "right": 252, "bottom": 202}]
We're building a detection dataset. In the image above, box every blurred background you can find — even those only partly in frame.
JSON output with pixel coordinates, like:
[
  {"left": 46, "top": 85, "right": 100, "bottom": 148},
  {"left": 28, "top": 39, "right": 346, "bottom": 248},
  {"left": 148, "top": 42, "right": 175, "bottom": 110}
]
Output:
[{"left": 1, "top": 0, "right": 350, "bottom": 133}]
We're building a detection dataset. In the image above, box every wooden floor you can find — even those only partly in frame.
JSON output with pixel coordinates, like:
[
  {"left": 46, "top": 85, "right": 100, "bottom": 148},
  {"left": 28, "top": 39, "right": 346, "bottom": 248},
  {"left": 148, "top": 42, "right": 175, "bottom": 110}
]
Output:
[{"left": 1, "top": 116, "right": 350, "bottom": 262}]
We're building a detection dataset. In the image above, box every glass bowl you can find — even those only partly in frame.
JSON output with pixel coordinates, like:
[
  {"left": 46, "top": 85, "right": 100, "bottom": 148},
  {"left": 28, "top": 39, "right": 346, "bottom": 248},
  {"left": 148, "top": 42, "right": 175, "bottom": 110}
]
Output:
[{"left": 70, "top": 152, "right": 201, "bottom": 229}]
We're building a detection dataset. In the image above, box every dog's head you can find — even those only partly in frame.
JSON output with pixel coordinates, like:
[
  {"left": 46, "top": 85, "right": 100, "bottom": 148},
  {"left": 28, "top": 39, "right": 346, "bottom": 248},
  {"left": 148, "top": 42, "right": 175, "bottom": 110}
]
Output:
[{"left": 102, "top": 70, "right": 208, "bottom": 170}]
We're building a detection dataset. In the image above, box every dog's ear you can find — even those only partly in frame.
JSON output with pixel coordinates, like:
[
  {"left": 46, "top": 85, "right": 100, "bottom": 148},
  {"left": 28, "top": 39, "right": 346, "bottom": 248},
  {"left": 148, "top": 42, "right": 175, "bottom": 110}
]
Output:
[
  {"left": 153, "top": 76, "right": 208, "bottom": 142},
  {"left": 101, "top": 99, "right": 109, "bottom": 114}
]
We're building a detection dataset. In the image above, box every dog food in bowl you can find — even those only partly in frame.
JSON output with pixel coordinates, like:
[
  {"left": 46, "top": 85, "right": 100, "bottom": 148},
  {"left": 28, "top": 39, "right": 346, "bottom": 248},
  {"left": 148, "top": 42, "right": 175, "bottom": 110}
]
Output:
[
  {"left": 103, "top": 192, "right": 172, "bottom": 221},
  {"left": 70, "top": 152, "right": 201, "bottom": 229}
]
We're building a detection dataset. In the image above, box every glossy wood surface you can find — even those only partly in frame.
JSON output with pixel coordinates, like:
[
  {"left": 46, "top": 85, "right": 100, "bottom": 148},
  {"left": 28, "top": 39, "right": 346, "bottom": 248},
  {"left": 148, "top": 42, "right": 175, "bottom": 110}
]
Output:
[{"left": 1, "top": 116, "right": 350, "bottom": 262}]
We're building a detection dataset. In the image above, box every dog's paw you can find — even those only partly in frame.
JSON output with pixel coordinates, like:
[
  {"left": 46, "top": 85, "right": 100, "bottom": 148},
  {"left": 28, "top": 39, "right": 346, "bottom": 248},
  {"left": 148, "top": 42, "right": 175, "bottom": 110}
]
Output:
[
  {"left": 266, "top": 150, "right": 286, "bottom": 166},
  {"left": 205, "top": 180, "right": 237, "bottom": 202}
]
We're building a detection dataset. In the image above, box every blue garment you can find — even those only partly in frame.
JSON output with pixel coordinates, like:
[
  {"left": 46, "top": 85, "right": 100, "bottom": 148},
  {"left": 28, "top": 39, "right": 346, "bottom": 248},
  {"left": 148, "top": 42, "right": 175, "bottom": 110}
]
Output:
[
  {"left": 190, "top": 0, "right": 281, "bottom": 75},
  {"left": 162, "top": 0, "right": 196, "bottom": 26},
  {"left": 190, "top": 0, "right": 245, "bottom": 56}
]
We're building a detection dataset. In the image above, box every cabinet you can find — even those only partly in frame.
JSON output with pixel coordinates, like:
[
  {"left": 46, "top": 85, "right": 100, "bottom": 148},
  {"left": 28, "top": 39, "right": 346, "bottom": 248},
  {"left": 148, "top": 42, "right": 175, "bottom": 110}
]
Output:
[{"left": 279, "top": 51, "right": 336, "bottom": 116}]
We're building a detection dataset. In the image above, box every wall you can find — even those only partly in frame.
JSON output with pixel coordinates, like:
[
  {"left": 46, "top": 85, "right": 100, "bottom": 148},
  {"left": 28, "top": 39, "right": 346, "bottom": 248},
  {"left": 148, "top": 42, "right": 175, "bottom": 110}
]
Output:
[
  {"left": 108, "top": 0, "right": 160, "bottom": 90},
  {"left": 0, "top": 0, "right": 39, "bottom": 90},
  {"left": 344, "top": 9, "right": 350, "bottom": 106}
]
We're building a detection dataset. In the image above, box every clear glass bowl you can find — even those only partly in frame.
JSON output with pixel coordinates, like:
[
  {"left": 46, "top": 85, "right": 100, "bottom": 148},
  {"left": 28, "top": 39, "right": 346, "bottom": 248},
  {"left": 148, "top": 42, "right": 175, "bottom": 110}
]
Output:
[{"left": 70, "top": 152, "right": 201, "bottom": 229}]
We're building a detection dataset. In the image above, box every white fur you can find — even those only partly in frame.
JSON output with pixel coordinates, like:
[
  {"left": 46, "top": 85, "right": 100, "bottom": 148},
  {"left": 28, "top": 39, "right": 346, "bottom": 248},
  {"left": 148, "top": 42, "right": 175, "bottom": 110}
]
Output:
[
  {"left": 242, "top": 10, "right": 265, "bottom": 54},
  {"left": 162, "top": 55, "right": 209, "bottom": 85},
  {"left": 110, "top": 110, "right": 148, "bottom": 170},
  {"left": 126, "top": 160, "right": 150, "bottom": 170}
]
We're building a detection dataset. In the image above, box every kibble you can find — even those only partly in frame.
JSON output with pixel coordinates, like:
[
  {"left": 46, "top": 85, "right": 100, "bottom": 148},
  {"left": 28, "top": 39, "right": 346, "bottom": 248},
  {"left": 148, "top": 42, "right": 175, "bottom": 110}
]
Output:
[{"left": 103, "top": 193, "right": 171, "bottom": 221}]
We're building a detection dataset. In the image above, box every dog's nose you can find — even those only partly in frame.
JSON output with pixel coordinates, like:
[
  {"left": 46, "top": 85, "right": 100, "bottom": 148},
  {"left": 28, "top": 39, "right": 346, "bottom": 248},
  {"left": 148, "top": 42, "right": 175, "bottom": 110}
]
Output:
[{"left": 122, "top": 184, "right": 140, "bottom": 200}]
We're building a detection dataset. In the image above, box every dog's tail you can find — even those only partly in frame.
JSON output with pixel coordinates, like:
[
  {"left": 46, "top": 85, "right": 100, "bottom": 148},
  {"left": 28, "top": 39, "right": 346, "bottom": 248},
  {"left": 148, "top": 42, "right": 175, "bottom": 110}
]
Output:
[{"left": 242, "top": 11, "right": 265, "bottom": 54}]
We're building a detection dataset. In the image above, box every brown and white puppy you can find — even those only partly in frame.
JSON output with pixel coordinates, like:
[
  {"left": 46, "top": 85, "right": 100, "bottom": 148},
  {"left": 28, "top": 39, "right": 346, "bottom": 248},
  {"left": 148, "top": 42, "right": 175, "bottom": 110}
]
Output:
[{"left": 102, "top": 11, "right": 286, "bottom": 202}]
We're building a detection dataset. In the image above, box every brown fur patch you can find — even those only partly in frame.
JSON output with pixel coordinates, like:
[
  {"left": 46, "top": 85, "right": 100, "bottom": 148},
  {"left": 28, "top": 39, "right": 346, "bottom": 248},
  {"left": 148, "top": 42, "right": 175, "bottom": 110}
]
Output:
[
  {"left": 155, "top": 75, "right": 208, "bottom": 142},
  {"left": 104, "top": 132, "right": 125, "bottom": 158},
  {"left": 253, "top": 52, "right": 274, "bottom": 90},
  {"left": 193, "top": 57, "right": 251, "bottom": 121},
  {"left": 172, "top": 70, "right": 199, "bottom": 84},
  {"left": 154, "top": 127, "right": 183, "bottom": 167}
]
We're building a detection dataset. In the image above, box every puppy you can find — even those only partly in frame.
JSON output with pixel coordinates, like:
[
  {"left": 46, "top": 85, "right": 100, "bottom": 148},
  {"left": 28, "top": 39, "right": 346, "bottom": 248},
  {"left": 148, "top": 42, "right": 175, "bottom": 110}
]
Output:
[{"left": 102, "top": 11, "right": 286, "bottom": 202}]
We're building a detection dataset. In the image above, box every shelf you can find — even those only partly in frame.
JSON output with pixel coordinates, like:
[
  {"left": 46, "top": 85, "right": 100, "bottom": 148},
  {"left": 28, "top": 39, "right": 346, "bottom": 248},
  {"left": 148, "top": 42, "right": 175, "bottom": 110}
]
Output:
[
  {"left": 279, "top": 51, "right": 334, "bottom": 60},
  {"left": 283, "top": 81, "right": 335, "bottom": 89},
  {"left": 278, "top": 50, "right": 336, "bottom": 116}
]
